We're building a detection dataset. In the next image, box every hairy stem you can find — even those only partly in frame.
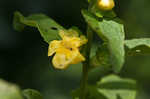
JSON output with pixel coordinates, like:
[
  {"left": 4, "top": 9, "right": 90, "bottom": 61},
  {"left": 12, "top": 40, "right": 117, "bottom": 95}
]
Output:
[{"left": 80, "top": 27, "right": 93, "bottom": 99}]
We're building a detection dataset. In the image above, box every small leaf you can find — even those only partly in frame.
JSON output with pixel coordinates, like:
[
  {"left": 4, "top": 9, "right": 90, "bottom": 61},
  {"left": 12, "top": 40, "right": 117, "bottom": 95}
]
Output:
[
  {"left": 82, "top": 10, "right": 125, "bottom": 73},
  {"left": 22, "top": 89, "right": 43, "bottom": 99},
  {"left": 0, "top": 79, "right": 23, "bottom": 99},
  {"left": 125, "top": 38, "right": 150, "bottom": 55},
  {"left": 97, "top": 75, "right": 137, "bottom": 99},
  {"left": 13, "top": 11, "right": 65, "bottom": 43}
]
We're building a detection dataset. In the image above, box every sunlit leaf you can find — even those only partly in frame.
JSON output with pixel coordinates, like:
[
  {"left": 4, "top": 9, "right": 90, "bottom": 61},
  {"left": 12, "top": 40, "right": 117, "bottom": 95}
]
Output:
[
  {"left": 97, "top": 75, "right": 137, "bottom": 99},
  {"left": 72, "top": 75, "right": 137, "bottom": 99},
  {"left": 125, "top": 38, "right": 150, "bottom": 55},
  {"left": 13, "top": 11, "right": 65, "bottom": 43},
  {"left": 82, "top": 10, "right": 125, "bottom": 73}
]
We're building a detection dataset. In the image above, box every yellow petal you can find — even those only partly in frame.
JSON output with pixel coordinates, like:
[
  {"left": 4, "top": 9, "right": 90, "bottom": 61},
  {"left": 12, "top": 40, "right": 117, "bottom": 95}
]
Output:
[
  {"left": 52, "top": 48, "right": 77, "bottom": 69},
  {"left": 71, "top": 37, "right": 82, "bottom": 47},
  {"left": 59, "top": 29, "right": 79, "bottom": 39},
  {"left": 67, "top": 29, "right": 79, "bottom": 37},
  {"left": 59, "top": 29, "right": 87, "bottom": 48},
  {"left": 71, "top": 51, "right": 85, "bottom": 64},
  {"left": 48, "top": 40, "right": 61, "bottom": 56},
  {"left": 80, "top": 35, "right": 88, "bottom": 46},
  {"left": 53, "top": 47, "right": 85, "bottom": 69},
  {"left": 52, "top": 53, "right": 71, "bottom": 69},
  {"left": 67, "top": 36, "right": 87, "bottom": 48},
  {"left": 59, "top": 30, "right": 66, "bottom": 38},
  {"left": 63, "top": 37, "right": 81, "bottom": 48}
]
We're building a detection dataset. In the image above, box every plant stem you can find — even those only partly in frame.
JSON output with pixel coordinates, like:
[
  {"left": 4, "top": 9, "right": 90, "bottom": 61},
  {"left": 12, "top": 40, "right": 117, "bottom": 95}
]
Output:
[
  {"left": 80, "top": 62, "right": 89, "bottom": 99},
  {"left": 80, "top": 27, "right": 93, "bottom": 99}
]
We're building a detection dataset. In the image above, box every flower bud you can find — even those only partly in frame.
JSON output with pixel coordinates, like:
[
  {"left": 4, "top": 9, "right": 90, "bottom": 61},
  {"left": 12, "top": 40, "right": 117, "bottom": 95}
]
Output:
[{"left": 98, "top": 0, "right": 115, "bottom": 11}]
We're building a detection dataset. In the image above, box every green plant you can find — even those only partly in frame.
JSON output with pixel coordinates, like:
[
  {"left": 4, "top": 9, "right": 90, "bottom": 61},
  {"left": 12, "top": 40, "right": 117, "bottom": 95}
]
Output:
[{"left": 1, "top": 0, "right": 150, "bottom": 99}]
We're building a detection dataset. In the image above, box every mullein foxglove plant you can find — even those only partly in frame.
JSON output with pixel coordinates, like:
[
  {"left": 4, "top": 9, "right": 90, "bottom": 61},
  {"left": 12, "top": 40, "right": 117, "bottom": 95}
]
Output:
[{"left": 1, "top": 0, "right": 150, "bottom": 99}]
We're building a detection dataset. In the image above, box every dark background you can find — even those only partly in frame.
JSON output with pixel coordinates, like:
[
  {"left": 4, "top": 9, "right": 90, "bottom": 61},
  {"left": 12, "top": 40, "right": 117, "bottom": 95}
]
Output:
[{"left": 0, "top": 0, "right": 150, "bottom": 99}]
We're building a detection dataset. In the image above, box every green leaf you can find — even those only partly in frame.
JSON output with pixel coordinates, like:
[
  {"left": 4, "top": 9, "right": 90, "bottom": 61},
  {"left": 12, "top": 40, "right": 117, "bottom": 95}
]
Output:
[
  {"left": 22, "top": 89, "right": 43, "bottom": 99},
  {"left": 82, "top": 10, "right": 125, "bottom": 73},
  {"left": 72, "top": 75, "right": 137, "bottom": 99},
  {"left": 97, "top": 75, "right": 137, "bottom": 99},
  {"left": 87, "top": 86, "right": 108, "bottom": 99},
  {"left": 13, "top": 11, "right": 65, "bottom": 43},
  {"left": 125, "top": 38, "right": 150, "bottom": 55},
  {"left": 0, "top": 79, "right": 23, "bottom": 99}
]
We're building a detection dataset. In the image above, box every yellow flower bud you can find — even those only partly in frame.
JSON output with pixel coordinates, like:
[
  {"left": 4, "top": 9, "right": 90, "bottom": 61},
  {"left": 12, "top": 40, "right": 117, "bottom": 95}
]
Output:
[{"left": 98, "top": 0, "right": 115, "bottom": 11}]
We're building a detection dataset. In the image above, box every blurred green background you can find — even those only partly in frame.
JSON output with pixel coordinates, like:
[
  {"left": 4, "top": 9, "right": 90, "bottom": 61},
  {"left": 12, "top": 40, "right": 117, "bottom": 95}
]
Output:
[{"left": 0, "top": 0, "right": 150, "bottom": 99}]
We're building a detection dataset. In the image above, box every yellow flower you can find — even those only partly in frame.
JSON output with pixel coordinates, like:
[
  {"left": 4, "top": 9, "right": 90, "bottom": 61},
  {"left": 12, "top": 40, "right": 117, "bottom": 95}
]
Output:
[
  {"left": 98, "top": 0, "right": 115, "bottom": 11},
  {"left": 48, "top": 29, "right": 87, "bottom": 69}
]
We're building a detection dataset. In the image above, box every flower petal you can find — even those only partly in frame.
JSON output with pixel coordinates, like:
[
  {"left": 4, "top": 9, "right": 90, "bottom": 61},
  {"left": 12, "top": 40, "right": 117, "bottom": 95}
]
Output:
[
  {"left": 62, "top": 37, "right": 81, "bottom": 48},
  {"left": 59, "top": 29, "right": 79, "bottom": 39},
  {"left": 59, "top": 29, "right": 87, "bottom": 48},
  {"left": 71, "top": 51, "right": 85, "bottom": 64},
  {"left": 52, "top": 53, "right": 70, "bottom": 69},
  {"left": 52, "top": 48, "right": 76, "bottom": 69},
  {"left": 80, "top": 35, "right": 88, "bottom": 46},
  {"left": 48, "top": 40, "right": 61, "bottom": 56},
  {"left": 52, "top": 48, "right": 85, "bottom": 69}
]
